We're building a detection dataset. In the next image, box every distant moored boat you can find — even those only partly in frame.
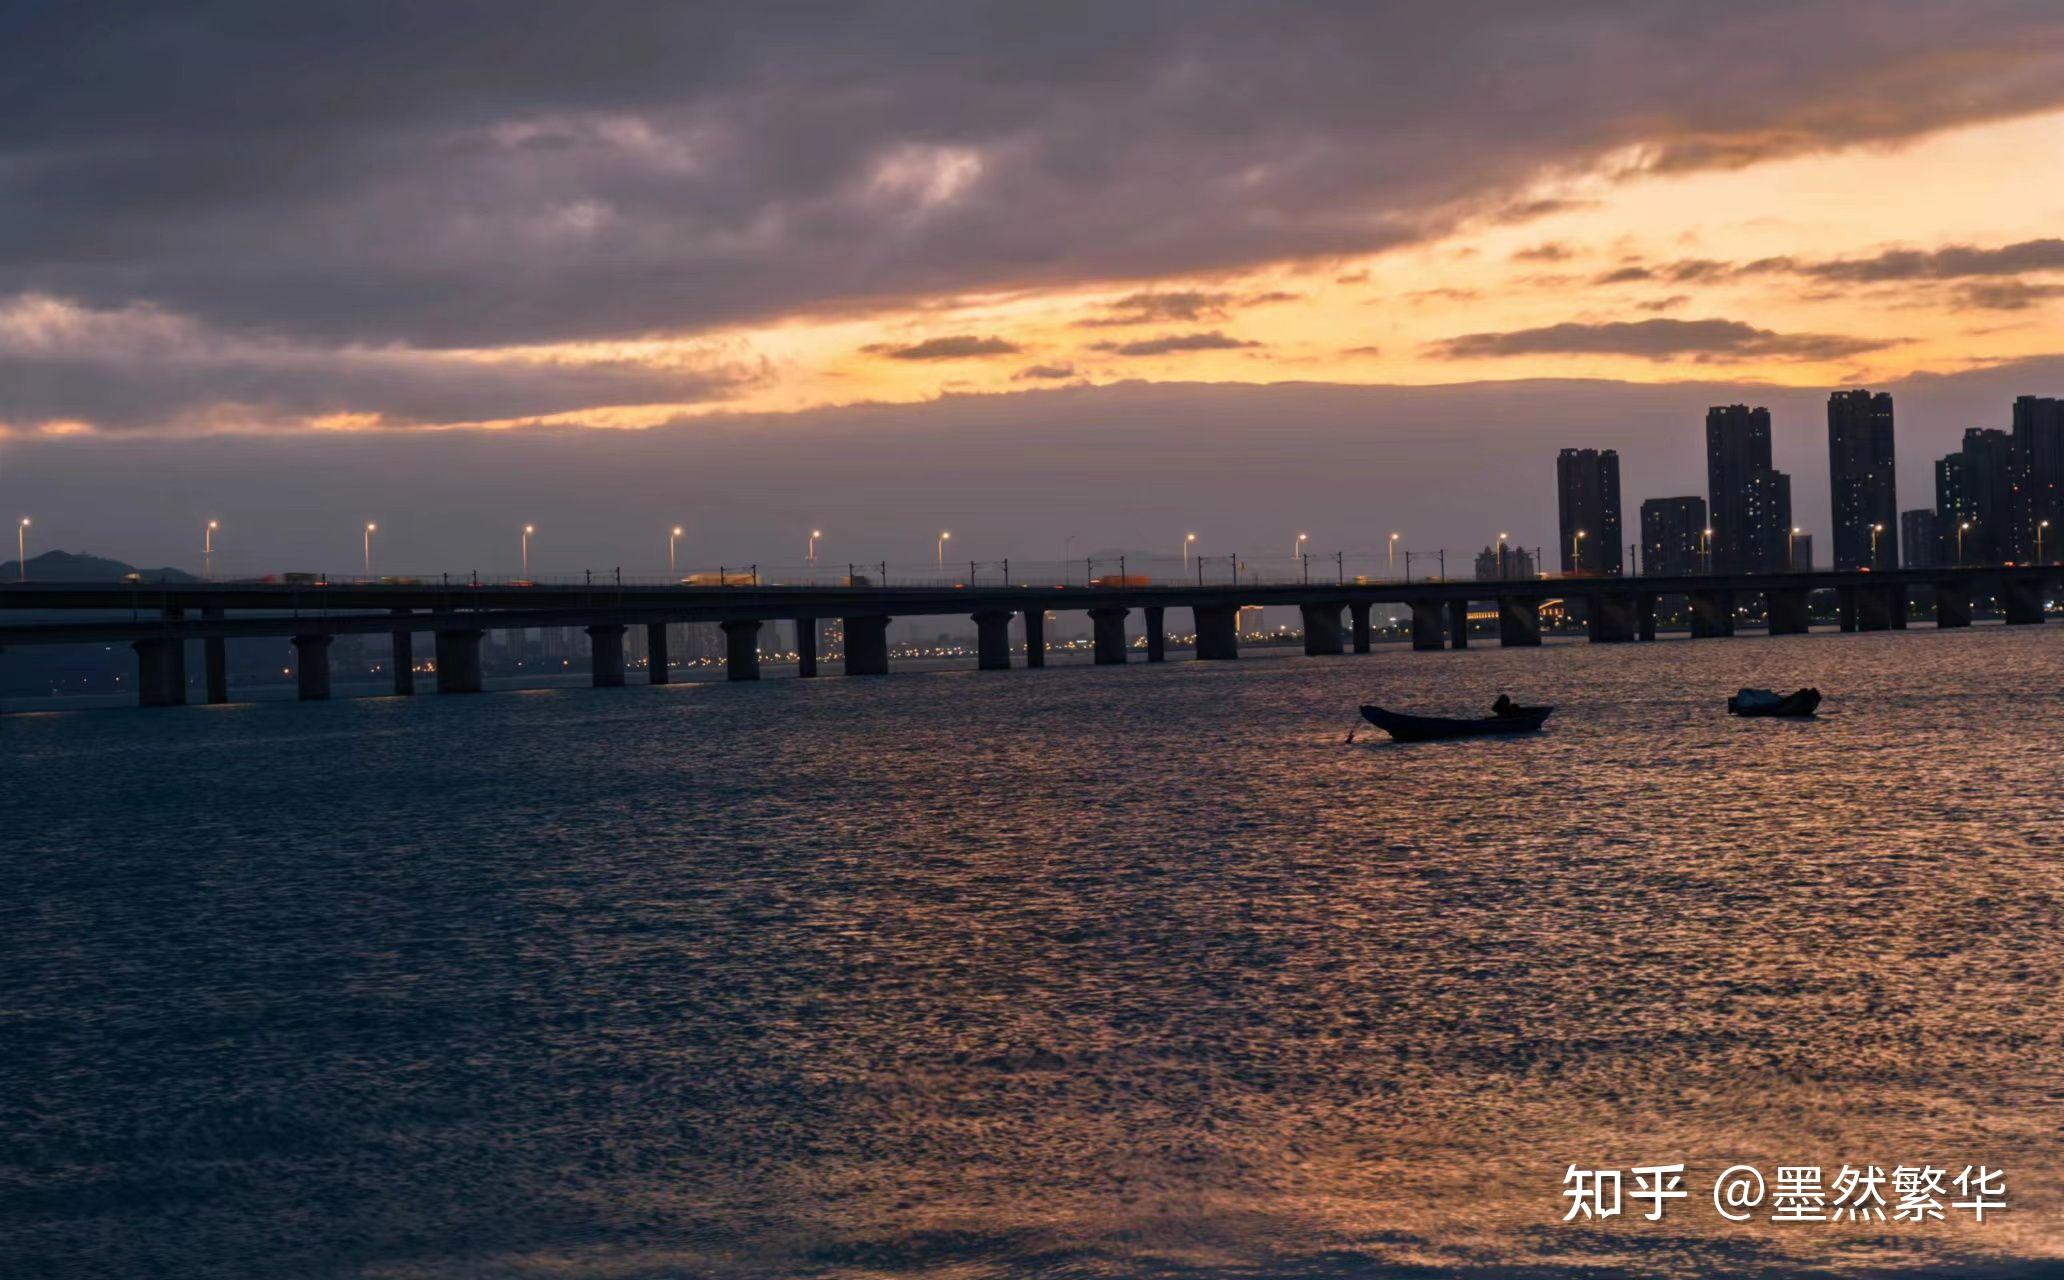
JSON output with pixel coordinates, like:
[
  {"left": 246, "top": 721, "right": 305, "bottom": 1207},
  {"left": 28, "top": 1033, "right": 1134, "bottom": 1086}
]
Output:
[{"left": 1358, "top": 703, "right": 1553, "bottom": 742}]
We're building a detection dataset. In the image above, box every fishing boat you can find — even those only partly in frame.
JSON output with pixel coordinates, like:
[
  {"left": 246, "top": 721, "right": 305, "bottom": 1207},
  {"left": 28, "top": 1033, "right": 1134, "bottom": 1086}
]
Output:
[
  {"left": 1727, "top": 687, "right": 1821, "bottom": 718},
  {"left": 1358, "top": 703, "right": 1553, "bottom": 742}
]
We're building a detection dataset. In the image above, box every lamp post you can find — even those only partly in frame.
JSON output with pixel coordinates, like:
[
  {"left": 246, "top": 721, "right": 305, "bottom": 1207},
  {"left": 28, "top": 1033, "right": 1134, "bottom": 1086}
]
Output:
[
  {"left": 362, "top": 522, "right": 377, "bottom": 578},
  {"left": 1788, "top": 526, "right": 1800, "bottom": 571},
  {"left": 937, "top": 530, "right": 951, "bottom": 568},
  {"left": 1388, "top": 532, "right": 1400, "bottom": 576},
  {"left": 1183, "top": 532, "right": 1196, "bottom": 569},
  {"left": 1295, "top": 532, "right": 1308, "bottom": 562},
  {"left": 2039, "top": 519, "right": 2050, "bottom": 564},
  {"left": 1958, "top": 520, "right": 1970, "bottom": 566},
  {"left": 522, "top": 524, "right": 535, "bottom": 578},
  {"left": 204, "top": 519, "right": 219, "bottom": 578},
  {"left": 1571, "top": 529, "right": 1585, "bottom": 574},
  {"left": 1869, "top": 522, "right": 1882, "bottom": 568},
  {"left": 16, "top": 518, "right": 27, "bottom": 580},
  {"left": 1497, "top": 531, "right": 1509, "bottom": 579},
  {"left": 808, "top": 529, "right": 821, "bottom": 565},
  {"left": 669, "top": 526, "right": 683, "bottom": 577},
  {"left": 1701, "top": 526, "right": 1712, "bottom": 574}
]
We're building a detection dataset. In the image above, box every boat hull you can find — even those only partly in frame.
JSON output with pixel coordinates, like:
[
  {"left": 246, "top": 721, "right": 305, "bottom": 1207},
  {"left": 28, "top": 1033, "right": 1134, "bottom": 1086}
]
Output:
[
  {"left": 1359, "top": 704, "right": 1552, "bottom": 742},
  {"left": 1728, "top": 688, "right": 1822, "bottom": 717}
]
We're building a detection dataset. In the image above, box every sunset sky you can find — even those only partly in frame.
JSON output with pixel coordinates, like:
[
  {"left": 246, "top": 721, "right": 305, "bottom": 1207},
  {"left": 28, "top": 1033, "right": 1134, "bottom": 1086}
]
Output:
[{"left": 8, "top": 3, "right": 2064, "bottom": 569}]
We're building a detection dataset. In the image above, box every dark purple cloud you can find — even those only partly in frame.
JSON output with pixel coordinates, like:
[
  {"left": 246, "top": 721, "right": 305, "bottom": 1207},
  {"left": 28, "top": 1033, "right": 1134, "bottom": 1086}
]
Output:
[
  {"left": 1089, "top": 331, "right": 1261, "bottom": 357},
  {"left": 865, "top": 335, "right": 1021, "bottom": 360},
  {"left": 1428, "top": 318, "right": 1896, "bottom": 362}
]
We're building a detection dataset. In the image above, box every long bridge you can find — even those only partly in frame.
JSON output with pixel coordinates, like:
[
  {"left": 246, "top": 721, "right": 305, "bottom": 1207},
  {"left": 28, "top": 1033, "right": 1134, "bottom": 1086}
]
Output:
[{"left": 0, "top": 564, "right": 2055, "bottom": 707}]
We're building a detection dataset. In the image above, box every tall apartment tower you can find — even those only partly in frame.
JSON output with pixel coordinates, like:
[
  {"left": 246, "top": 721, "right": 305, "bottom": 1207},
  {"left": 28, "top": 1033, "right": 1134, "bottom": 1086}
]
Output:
[
  {"left": 1959, "top": 427, "right": 2015, "bottom": 564},
  {"left": 2012, "top": 395, "right": 2063, "bottom": 562},
  {"left": 1640, "top": 496, "right": 1707, "bottom": 576},
  {"left": 1705, "top": 405, "right": 1792, "bottom": 574},
  {"left": 1556, "top": 448, "right": 1623, "bottom": 575},
  {"left": 1827, "top": 389, "right": 1898, "bottom": 569}
]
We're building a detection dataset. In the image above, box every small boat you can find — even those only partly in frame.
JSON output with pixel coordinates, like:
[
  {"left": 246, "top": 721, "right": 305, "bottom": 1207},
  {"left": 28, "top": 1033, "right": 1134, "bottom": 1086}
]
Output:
[
  {"left": 1727, "top": 687, "right": 1821, "bottom": 718},
  {"left": 1359, "top": 703, "right": 1553, "bottom": 742}
]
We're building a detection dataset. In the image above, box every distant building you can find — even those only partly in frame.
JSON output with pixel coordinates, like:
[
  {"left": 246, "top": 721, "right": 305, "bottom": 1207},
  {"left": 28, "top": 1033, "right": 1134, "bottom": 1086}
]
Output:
[
  {"left": 1935, "top": 452, "right": 1969, "bottom": 563},
  {"left": 1705, "top": 405, "right": 1793, "bottom": 574},
  {"left": 1958, "top": 427, "right": 2014, "bottom": 564},
  {"left": 1901, "top": 509, "right": 1941, "bottom": 569},
  {"left": 1640, "top": 496, "right": 1707, "bottom": 576},
  {"left": 2012, "top": 395, "right": 2063, "bottom": 562},
  {"left": 1556, "top": 447, "right": 1623, "bottom": 575},
  {"left": 1474, "top": 543, "right": 1537, "bottom": 580},
  {"left": 1827, "top": 389, "right": 1897, "bottom": 569}
]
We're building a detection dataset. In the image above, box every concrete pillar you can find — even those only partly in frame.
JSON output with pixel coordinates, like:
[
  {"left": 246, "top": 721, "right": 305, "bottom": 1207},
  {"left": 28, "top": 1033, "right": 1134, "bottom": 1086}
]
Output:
[
  {"left": 647, "top": 622, "right": 671, "bottom": 684},
  {"left": 974, "top": 609, "right": 1014, "bottom": 670},
  {"left": 1837, "top": 586, "right": 1859, "bottom": 633},
  {"left": 721, "top": 619, "right": 761, "bottom": 680},
  {"left": 1143, "top": 606, "right": 1167, "bottom": 662},
  {"left": 435, "top": 629, "right": 484, "bottom": 693},
  {"left": 586, "top": 623, "right": 627, "bottom": 687},
  {"left": 390, "top": 608, "right": 415, "bottom": 696},
  {"left": 161, "top": 607, "right": 189, "bottom": 702},
  {"left": 843, "top": 615, "right": 890, "bottom": 675},
  {"left": 1935, "top": 580, "right": 1973, "bottom": 628},
  {"left": 1767, "top": 588, "right": 1811, "bottom": 636},
  {"left": 2004, "top": 576, "right": 2045, "bottom": 625},
  {"left": 203, "top": 606, "right": 229, "bottom": 704},
  {"left": 1689, "top": 590, "right": 1735, "bottom": 638},
  {"left": 1350, "top": 602, "right": 1372, "bottom": 653},
  {"left": 1022, "top": 610, "right": 1046, "bottom": 669},
  {"left": 1194, "top": 605, "right": 1239, "bottom": 659},
  {"left": 1856, "top": 587, "right": 1893, "bottom": 632},
  {"left": 795, "top": 618, "right": 817, "bottom": 678},
  {"left": 1300, "top": 602, "right": 1344, "bottom": 655},
  {"left": 1409, "top": 599, "right": 1444, "bottom": 651},
  {"left": 1636, "top": 593, "right": 1658, "bottom": 642},
  {"left": 1447, "top": 598, "right": 1470, "bottom": 649},
  {"left": 1090, "top": 606, "right": 1129, "bottom": 665},
  {"left": 1888, "top": 585, "right": 1909, "bottom": 630},
  {"left": 133, "top": 637, "right": 187, "bottom": 707},
  {"left": 1498, "top": 597, "right": 1542, "bottom": 647},
  {"left": 1586, "top": 593, "right": 1635, "bottom": 643},
  {"left": 292, "top": 634, "right": 332, "bottom": 701}
]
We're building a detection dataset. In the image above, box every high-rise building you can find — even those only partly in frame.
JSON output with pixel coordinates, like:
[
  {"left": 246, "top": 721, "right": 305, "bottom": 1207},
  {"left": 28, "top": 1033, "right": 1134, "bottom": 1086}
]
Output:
[
  {"left": 1556, "top": 447, "right": 1623, "bottom": 575},
  {"left": 1827, "top": 389, "right": 1898, "bottom": 570},
  {"left": 2011, "top": 395, "right": 2063, "bottom": 562},
  {"left": 1474, "top": 543, "right": 1537, "bottom": 580},
  {"left": 1901, "top": 509, "right": 1941, "bottom": 569},
  {"left": 1705, "top": 405, "right": 1793, "bottom": 574},
  {"left": 1935, "top": 451, "right": 1969, "bottom": 565},
  {"left": 1959, "top": 427, "right": 2014, "bottom": 564},
  {"left": 1639, "top": 496, "right": 1707, "bottom": 576}
]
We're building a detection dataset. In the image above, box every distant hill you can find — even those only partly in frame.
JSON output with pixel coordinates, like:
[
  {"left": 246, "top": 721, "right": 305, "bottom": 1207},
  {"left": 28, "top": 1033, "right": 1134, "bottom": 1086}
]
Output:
[{"left": 0, "top": 550, "right": 201, "bottom": 583}]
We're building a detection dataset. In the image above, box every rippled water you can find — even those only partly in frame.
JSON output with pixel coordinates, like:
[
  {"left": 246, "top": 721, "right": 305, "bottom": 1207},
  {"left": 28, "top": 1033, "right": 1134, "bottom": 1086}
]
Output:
[{"left": 6, "top": 627, "right": 2064, "bottom": 1278}]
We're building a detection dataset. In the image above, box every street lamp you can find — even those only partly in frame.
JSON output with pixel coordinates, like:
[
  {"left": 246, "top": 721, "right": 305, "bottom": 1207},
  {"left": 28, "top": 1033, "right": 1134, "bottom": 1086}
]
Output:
[
  {"left": 1869, "top": 522, "right": 1882, "bottom": 567},
  {"left": 808, "top": 529, "right": 821, "bottom": 565},
  {"left": 363, "top": 522, "right": 377, "bottom": 577},
  {"left": 1388, "top": 531, "right": 1400, "bottom": 576},
  {"left": 1497, "top": 531, "right": 1509, "bottom": 578},
  {"left": 937, "top": 530, "right": 951, "bottom": 568},
  {"left": 1788, "top": 525, "right": 1800, "bottom": 570},
  {"left": 1183, "top": 532, "right": 1197, "bottom": 569},
  {"left": 1295, "top": 531, "right": 1308, "bottom": 561},
  {"left": 1958, "top": 520, "right": 1970, "bottom": 566},
  {"left": 15, "top": 517, "right": 27, "bottom": 580},
  {"left": 669, "top": 526, "right": 684, "bottom": 577},
  {"left": 1571, "top": 529, "right": 1586, "bottom": 573},
  {"left": 205, "top": 519, "right": 219, "bottom": 578},
  {"left": 522, "top": 524, "right": 535, "bottom": 578},
  {"left": 2039, "top": 519, "right": 2051, "bottom": 564},
  {"left": 1701, "top": 526, "right": 1712, "bottom": 574}
]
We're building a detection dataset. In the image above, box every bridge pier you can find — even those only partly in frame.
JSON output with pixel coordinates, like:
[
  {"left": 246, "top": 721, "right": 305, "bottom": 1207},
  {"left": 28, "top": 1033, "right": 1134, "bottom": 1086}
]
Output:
[
  {"left": 133, "top": 637, "right": 187, "bottom": 707},
  {"left": 1300, "top": 602, "right": 1344, "bottom": 655},
  {"left": 203, "top": 606, "right": 229, "bottom": 703},
  {"left": 1689, "top": 590, "right": 1734, "bottom": 638},
  {"left": 435, "top": 628, "right": 484, "bottom": 693},
  {"left": 586, "top": 623, "right": 626, "bottom": 687},
  {"left": 1090, "top": 607, "right": 1129, "bottom": 664},
  {"left": 1144, "top": 606, "right": 1166, "bottom": 662},
  {"left": 1888, "top": 585, "right": 1909, "bottom": 629},
  {"left": 292, "top": 634, "right": 332, "bottom": 700},
  {"left": 1586, "top": 593, "right": 1635, "bottom": 643},
  {"left": 721, "top": 619, "right": 761, "bottom": 680},
  {"left": 647, "top": 622, "right": 671, "bottom": 683},
  {"left": 1837, "top": 586, "right": 1859, "bottom": 633},
  {"left": 1935, "top": 580, "right": 1972, "bottom": 628},
  {"left": 2004, "top": 577, "right": 2045, "bottom": 624},
  {"left": 1636, "top": 593, "right": 1658, "bottom": 641},
  {"left": 843, "top": 615, "right": 890, "bottom": 675},
  {"left": 1498, "top": 597, "right": 1542, "bottom": 647},
  {"left": 1350, "top": 602, "right": 1371, "bottom": 653},
  {"left": 1409, "top": 599, "right": 1444, "bottom": 651},
  {"left": 974, "top": 609, "right": 1014, "bottom": 670},
  {"left": 795, "top": 618, "right": 817, "bottom": 677},
  {"left": 1447, "top": 598, "right": 1470, "bottom": 648},
  {"left": 1766, "top": 588, "right": 1810, "bottom": 636},
  {"left": 1194, "top": 605, "right": 1239, "bottom": 659},
  {"left": 1853, "top": 587, "right": 1893, "bottom": 632},
  {"left": 1022, "top": 610, "right": 1045, "bottom": 668},
  {"left": 389, "top": 608, "right": 415, "bottom": 695}
]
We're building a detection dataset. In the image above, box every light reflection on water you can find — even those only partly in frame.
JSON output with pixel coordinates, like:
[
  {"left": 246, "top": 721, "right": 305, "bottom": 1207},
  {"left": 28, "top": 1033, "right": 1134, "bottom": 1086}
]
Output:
[{"left": 5, "top": 627, "right": 2064, "bottom": 1278}]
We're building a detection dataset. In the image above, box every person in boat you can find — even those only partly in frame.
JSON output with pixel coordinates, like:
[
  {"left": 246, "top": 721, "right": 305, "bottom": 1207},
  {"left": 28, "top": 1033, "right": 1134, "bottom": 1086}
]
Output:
[{"left": 1492, "top": 693, "right": 1524, "bottom": 718}]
